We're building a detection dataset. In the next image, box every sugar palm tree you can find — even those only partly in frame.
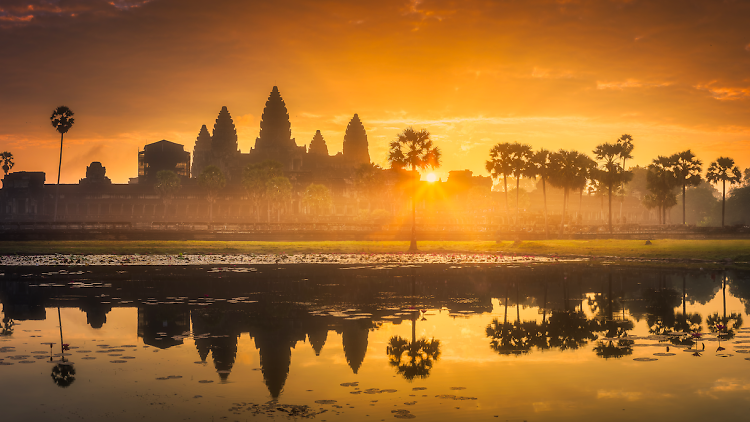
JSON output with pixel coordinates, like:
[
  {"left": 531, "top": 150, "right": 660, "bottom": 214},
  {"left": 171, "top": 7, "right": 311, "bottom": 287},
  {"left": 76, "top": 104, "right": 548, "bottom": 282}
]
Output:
[
  {"left": 155, "top": 170, "right": 181, "bottom": 217},
  {"left": 593, "top": 142, "right": 632, "bottom": 234},
  {"left": 0, "top": 151, "right": 14, "bottom": 175},
  {"left": 486, "top": 143, "right": 513, "bottom": 223},
  {"left": 646, "top": 156, "right": 678, "bottom": 225},
  {"left": 669, "top": 150, "right": 702, "bottom": 225},
  {"left": 706, "top": 157, "right": 742, "bottom": 227},
  {"left": 199, "top": 165, "right": 226, "bottom": 223},
  {"left": 387, "top": 127, "right": 441, "bottom": 252},
  {"left": 508, "top": 143, "right": 533, "bottom": 226},
  {"left": 50, "top": 106, "right": 75, "bottom": 222},
  {"left": 549, "top": 150, "right": 589, "bottom": 236},
  {"left": 530, "top": 149, "right": 553, "bottom": 238}
]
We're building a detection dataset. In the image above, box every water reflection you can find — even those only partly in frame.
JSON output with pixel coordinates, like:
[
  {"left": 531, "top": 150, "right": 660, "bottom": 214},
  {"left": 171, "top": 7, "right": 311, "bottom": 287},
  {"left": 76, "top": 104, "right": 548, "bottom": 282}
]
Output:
[{"left": 2, "top": 264, "right": 750, "bottom": 420}]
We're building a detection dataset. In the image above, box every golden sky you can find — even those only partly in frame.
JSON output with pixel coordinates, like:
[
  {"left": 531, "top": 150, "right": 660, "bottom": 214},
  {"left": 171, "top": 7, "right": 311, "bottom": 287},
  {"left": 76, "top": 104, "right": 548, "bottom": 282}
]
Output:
[{"left": 1, "top": 0, "right": 749, "bottom": 183}]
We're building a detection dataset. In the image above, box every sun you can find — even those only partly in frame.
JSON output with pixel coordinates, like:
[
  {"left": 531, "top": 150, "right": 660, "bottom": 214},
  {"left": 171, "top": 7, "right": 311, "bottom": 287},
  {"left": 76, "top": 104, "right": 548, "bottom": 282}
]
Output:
[{"left": 426, "top": 172, "right": 438, "bottom": 183}]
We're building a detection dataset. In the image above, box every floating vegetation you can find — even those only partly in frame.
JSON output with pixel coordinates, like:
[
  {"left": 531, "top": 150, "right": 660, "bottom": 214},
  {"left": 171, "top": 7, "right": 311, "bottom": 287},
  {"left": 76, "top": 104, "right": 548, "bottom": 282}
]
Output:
[
  {"left": 156, "top": 375, "right": 183, "bottom": 380},
  {"left": 392, "top": 409, "right": 416, "bottom": 419},
  {"left": 653, "top": 353, "right": 676, "bottom": 356},
  {"left": 435, "top": 395, "right": 477, "bottom": 400},
  {"left": 633, "top": 357, "right": 658, "bottom": 361}
]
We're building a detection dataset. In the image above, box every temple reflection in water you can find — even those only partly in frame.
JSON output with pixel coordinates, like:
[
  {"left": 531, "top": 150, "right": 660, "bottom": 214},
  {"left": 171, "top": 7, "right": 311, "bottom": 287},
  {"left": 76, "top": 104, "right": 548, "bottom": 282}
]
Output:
[{"left": 2, "top": 264, "right": 749, "bottom": 400}]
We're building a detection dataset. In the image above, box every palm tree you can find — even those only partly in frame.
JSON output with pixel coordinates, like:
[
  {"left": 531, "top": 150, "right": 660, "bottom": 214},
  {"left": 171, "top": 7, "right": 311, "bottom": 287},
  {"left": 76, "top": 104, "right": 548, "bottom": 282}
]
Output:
[
  {"left": 530, "top": 149, "right": 553, "bottom": 238},
  {"left": 486, "top": 143, "right": 513, "bottom": 223},
  {"left": 155, "top": 170, "right": 181, "bottom": 217},
  {"left": 508, "top": 143, "right": 533, "bottom": 226},
  {"left": 706, "top": 157, "right": 742, "bottom": 227},
  {"left": 266, "top": 176, "right": 292, "bottom": 222},
  {"left": 198, "top": 165, "right": 226, "bottom": 223},
  {"left": 645, "top": 156, "right": 678, "bottom": 225},
  {"left": 50, "top": 106, "right": 75, "bottom": 222},
  {"left": 0, "top": 151, "right": 14, "bottom": 175},
  {"left": 593, "top": 142, "right": 632, "bottom": 233},
  {"left": 669, "top": 150, "right": 702, "bottom": 225},
  {"left": 387, "top": 127, "right": 441, "bottom": 252},
  {"left": 302, "top": 183, "right": 332, "bottom": 217},
  {"left": 242, "top": 160, "right": 283, "bottom": 222},
  {"left": 549, "top": 150, "right": 589, "bottom": 236},
  {"left": 616, "top": 134, "right": 634, "bottom": 220}
]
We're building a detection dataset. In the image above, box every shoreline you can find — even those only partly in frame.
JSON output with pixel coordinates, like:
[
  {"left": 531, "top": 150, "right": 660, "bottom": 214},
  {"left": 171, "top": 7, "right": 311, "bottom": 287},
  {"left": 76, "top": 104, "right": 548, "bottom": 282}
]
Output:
[{"left": 0, "top": 239, "right": 748, "bottom": 269}]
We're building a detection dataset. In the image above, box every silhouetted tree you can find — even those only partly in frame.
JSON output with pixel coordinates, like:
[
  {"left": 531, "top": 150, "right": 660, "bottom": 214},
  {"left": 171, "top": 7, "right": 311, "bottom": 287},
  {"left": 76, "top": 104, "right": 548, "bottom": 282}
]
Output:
[
  {"left": 302, "top": 183, "right": 332, "bottom": 217},
  {"left": 51, "top": 363, "right": 76, "bottom": 388},
  {"left": 353, "top": 163, "right": 383, "bottom": 211},
  {"left": 198, "top": 165, "right": 226, "bottom": 222},
  {"left": 155, "top": 170, "right": 181, "bottom": 217},
  {"left": 386, "top": 336, "right": 441, "bottom": 381},
  {"left": 387, "top": 127, "right": 441, "bottom": 252},
  {"left": 593, "top": 142, "right": 632, "bottom": 233},
  {"left": 242, "top": 160, "right": 282, "bottom": 221},
  {"left": 530, "top": 149, "right": 553, "bottom": 238},
  {"left": 549, "top": 150, "right": 590, "bottom": 235},
  {"left": 508, "top": 143, "right": 533, "bottom": 225},
  {"left": 50, "top": 106, "right": 75, "bottom": 222},
  {"left": 486, "top": 143, "right": 514, "bottom": 223},
  {"left": 0, "top": 151, "right": 13, "bottom": 175},
  {"left": 706, "top": 157, "right": 742, "bottom": 227},
  {"left": 266, "top": 176, "right": 292, "bottom": 222},
  {"left": 645, "top": 156, "right": 678, "bottom": 224},
  {"left": 669, "top": 150, "right": 703, "bottom": 225}
]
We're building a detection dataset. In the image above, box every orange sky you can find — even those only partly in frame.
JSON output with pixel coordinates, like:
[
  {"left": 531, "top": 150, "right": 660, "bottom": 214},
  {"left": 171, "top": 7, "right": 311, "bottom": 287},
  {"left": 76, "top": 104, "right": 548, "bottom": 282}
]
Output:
[{"left": 1, "top": 0, "right": 749, "bottom": 183}]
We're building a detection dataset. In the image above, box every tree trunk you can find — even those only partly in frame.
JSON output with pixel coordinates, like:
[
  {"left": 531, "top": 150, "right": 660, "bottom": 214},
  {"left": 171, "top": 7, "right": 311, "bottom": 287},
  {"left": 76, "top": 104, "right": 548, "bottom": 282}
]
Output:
[
  {"left": 516, "top": 178, "right": 520, "bottom": 227},
  {"left": 559, "top": 188, "right": 568, "bottom": 237},
  {"left": 409, "top": 168, "right": 417, "bottom": 252},
  {"left": 542, "top": 178, "right": 549, "bottom": 239},
  {"left": 53, "top": 132, "right": 64, "bottom": 222},
  {"left": 503, "top": 175, "right": 509, "bottom": 225},
  {"left": 682, "top": 183, "right": 686, "bottom": 225},
  {"left": 721, "top": 179, "right": 726, "bottom": 227},
  {"left": 608, "top": 182, "right": 613, "bottom": 234}
]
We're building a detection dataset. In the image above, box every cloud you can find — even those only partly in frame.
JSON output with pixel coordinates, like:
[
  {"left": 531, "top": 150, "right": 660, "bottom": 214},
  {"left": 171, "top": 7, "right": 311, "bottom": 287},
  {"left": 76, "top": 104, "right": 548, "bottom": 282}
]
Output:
[
  {"left": 596, "top": 79, "right": 673, "bottom": 90},
  {"left": 596, "top": 390, "right": 643, "bottom": 401},
  {"left": 695, "top": 81, "right": 750, "bottom": 100},
  {"left": 696, "top": 378, "right": 750, "bottom": 399}
]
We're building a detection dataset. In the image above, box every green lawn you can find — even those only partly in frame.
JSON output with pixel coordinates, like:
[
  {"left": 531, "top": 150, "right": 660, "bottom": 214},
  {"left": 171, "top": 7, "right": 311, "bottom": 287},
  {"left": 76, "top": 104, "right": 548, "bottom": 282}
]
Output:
[{"left": 0, "top": 239, "right": 749, "bottom": 262}]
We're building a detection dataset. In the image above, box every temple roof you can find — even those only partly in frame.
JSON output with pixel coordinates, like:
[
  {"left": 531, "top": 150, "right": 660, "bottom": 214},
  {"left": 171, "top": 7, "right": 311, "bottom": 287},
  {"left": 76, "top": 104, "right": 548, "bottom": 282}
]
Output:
[
  {"left": 255, "top": 86, "right": 296, "bottom": 150},
  {"left": 211, "top": 106, "right": 238, "bottom": 156},
  {"left": 308, "top": 130, "right": 329, "bottom": 156},
  {"left": 343, "top": 114, "right": 370, "bottom": 165}
]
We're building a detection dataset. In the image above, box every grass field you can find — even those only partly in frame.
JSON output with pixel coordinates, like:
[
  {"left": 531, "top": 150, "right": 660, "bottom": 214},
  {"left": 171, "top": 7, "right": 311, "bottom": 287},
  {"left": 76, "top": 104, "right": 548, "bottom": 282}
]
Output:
[{"left": 0, "top": 239, "right": 749, "bottom": 263}]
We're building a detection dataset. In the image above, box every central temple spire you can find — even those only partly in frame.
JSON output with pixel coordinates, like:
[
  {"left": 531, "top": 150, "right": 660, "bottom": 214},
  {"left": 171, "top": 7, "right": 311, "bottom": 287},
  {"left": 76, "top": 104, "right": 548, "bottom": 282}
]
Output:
[{"left": 255, "top": 86, "right": 296, "bottom": 150}]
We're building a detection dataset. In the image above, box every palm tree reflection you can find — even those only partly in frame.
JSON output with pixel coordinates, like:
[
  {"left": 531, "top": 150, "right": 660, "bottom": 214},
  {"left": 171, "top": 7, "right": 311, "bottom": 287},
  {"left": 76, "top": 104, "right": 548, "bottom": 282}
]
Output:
[
  {"left": 51, "top": 362, "right": 76, "bottom": 388},
  {"left": 1, "top": 315, "right": 14, "bottom": 336}
]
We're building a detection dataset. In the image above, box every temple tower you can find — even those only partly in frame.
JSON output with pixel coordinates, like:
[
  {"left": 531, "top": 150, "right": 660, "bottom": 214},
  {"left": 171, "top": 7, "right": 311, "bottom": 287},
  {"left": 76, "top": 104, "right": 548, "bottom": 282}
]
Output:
[
  {"left": 192, "top": 125, "right": 212, "bottom": 177},
  {"left": 308, "top": 130, "right": 329, "bottom": 156},
  {"left": 211, "top": 106, "right": 239, "bottom": 157},
  {"left": 342, "top": 114, "right": 370, "bottom": 166},
  {"left": 255, "top": 86, "right": 297, "bottom": 151}
]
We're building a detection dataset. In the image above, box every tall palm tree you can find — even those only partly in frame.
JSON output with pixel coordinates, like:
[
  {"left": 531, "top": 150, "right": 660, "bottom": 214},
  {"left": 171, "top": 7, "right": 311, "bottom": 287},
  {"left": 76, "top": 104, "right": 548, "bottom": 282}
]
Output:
[
  {"left": 615, "top": 134, "right": 634, "bottom": 221},
  {"left": 0, "top": 151, "right": 14, "bottom": 175},
  {"left": 669, "top": 150, "right": 702, "bottom": 225},
  {"left": 530, "top": 149, "right": 553, "bottom": 238},
  {"left": 549, "top": 150, "right": 589, "bottom": 236},
  {"left": 155, "top": 170, "right": 181, "bottom": 217},
  {"left": 50, "top": 106, "right": 75, "bottom": 222},
  {"left": 706, "top": 157, "right": 742, "bottom": 227},
  {"left": 593, "top": 142, "right": 632, "bottom": 234},
  {"left": 387, "top": 127, "right": 441, "bottom": 252},
  {"left": 486, "top": 143, "right": 513, "bottom": 223},
  {"left": 645, "top": 156, "right": 678, "bottom": 225},
  {"left": 508, "top": 143, "right": 533, "bottom": 226},
  {"left": 199, "top": 165, "right": 226, "bottom": 223}
]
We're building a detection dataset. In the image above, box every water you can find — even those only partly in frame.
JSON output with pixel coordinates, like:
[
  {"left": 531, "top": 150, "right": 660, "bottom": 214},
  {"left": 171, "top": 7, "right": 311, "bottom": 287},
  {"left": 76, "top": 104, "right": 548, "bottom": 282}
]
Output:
[{"left": 2, "top": 263, "right": 750, "bottom": 421}]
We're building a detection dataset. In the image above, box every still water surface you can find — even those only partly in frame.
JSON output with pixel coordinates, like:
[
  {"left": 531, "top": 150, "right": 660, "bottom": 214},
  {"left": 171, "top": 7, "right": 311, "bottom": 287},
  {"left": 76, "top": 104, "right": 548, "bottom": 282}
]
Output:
[{"left": 2, "top": 264, "right": 750, "bottom": 421}]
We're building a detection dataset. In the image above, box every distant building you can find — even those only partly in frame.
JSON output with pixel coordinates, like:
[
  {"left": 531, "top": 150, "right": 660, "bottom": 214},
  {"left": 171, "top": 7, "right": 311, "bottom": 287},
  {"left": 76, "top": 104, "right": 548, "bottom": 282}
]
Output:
[{"left": 138, "top": 140, "right": 191, "bottom": 184}]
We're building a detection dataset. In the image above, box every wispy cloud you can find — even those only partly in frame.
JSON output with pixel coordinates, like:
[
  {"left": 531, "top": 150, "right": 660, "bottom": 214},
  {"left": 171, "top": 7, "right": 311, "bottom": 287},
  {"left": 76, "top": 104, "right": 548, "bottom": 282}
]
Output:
[{"left": 695, "top": 81, "right": 750, "bottom": 100}]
